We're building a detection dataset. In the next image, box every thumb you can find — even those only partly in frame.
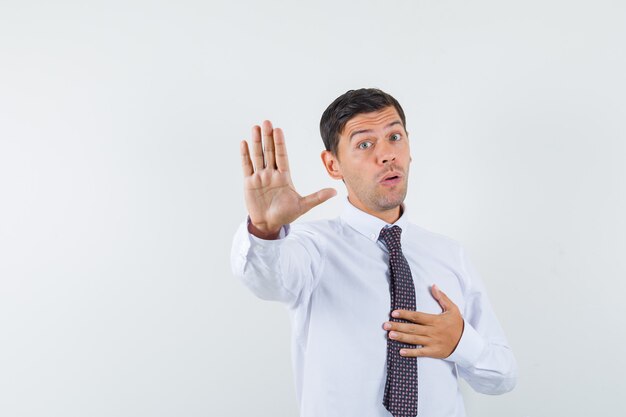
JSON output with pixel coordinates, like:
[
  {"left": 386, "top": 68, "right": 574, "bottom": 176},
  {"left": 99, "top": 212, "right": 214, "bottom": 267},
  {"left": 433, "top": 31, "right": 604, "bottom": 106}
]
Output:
[
  {"left": 431, "top": 284, "right": 451, "bottom": 313},
  {"left": 301, "top": 188, "right": 337, "bottom": 212}
]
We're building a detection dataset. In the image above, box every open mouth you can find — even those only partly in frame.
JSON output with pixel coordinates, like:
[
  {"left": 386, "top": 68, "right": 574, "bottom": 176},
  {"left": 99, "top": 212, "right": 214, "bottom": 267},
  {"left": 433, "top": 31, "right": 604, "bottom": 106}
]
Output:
[{"left": 381, "top": 174, "right": 402, "bottom": 185}]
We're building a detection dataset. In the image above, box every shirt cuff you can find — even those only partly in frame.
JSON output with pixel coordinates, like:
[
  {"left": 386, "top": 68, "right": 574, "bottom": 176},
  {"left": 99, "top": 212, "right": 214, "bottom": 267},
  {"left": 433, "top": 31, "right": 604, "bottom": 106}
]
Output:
[
  {"left": 246, "top": 216, "right": 290, "bottom": 242},
  {"left": 445, "top": 320, "right": 487, "bottom": 368}
]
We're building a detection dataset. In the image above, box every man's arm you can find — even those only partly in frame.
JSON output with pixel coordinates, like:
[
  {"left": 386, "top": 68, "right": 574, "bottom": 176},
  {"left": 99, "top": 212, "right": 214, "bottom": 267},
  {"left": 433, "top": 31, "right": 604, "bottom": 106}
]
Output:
[
  {"left": 231, "top": 220, "right": 327, "bottom": 306},
  {"left": 382, "top": 251, "right": 517, "bottom": 395},
  {"left": 231, "top": 120, "right": 336, "bottom": 304},
  {"left": 448, "top": 248, "right": 517, "bottom": 394}
]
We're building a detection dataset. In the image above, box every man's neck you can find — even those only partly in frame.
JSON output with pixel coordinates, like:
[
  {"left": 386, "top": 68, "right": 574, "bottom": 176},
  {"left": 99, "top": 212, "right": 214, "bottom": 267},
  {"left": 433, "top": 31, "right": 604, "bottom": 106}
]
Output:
[{"left": 348, "top": 197, "right": 402, "bottom": 224}]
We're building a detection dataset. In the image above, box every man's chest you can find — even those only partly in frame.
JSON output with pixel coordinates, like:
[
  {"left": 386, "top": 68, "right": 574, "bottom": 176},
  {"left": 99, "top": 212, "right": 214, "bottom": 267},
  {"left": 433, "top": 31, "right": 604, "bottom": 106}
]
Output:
[{"left": 313, "top": 237, "right": 466, "bottom": 318}]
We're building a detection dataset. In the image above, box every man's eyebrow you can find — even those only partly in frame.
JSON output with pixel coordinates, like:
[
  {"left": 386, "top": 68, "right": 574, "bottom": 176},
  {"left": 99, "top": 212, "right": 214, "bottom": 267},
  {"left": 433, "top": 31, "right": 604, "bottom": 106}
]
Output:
[{"left": 349, "top": 120, "right": 404, "bottom": 141}]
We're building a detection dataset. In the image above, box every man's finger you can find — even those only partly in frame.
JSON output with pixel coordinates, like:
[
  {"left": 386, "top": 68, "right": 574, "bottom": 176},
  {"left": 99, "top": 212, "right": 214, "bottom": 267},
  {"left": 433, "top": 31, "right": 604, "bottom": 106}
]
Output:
[
  {"left": 388, "top": 331, "right": 430, "bottom": 346},
  {"left": 262, "top": 120, "right": 276, "bottom": 169},
  {"left": 431, "top": 284, "right": 453, "bottom": 312},
  {"left": 383, "top": 321, "right": 429, "bottom": 336},
  {"left": 251, "top": 125, "right": 264, "bottom": 170},
  {"left": 399, "top": 346, "right": 432, "bottom": 358},
  {"left": 273, "top": 127, "right": 290, "bottom": 173},
  {"left": 240, "top": 140, "right": 254, "bottom": 177},
  {"left": 392, "top": 309, "right": 437, "bottom": 325},
  {"left": 301, "top": 188, "right": 337, "bottom": 212}
]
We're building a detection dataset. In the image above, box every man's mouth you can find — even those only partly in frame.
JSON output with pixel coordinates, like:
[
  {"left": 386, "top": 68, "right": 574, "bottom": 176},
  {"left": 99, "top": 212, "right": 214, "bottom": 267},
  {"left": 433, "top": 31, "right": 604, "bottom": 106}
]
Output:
[{"left": 380, "top": 172, "right": 402, "bottom": 186}]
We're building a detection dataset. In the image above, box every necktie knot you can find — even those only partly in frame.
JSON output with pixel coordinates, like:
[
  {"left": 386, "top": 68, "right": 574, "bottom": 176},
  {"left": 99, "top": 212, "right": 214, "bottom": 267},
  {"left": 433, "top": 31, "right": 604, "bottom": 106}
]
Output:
[{"left": 379, "top": 225, "right": 403, "bottom": 252}]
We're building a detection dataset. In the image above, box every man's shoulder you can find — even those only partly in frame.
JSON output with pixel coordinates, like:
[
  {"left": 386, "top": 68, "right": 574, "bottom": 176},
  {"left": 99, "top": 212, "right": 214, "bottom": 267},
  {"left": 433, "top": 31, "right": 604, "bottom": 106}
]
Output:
[
  {"left": 290, "top": 216, "right": 342, "bottom": 234},
  {"left": 404, "top": 221, "right": 463, "bottom": 253}
]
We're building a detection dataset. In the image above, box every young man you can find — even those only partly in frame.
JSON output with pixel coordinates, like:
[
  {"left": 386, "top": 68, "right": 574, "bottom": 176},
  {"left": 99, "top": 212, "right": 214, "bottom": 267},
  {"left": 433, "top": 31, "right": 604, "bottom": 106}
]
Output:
[{"left": 231, "top": 89, "right": 517, "bottom": 417}]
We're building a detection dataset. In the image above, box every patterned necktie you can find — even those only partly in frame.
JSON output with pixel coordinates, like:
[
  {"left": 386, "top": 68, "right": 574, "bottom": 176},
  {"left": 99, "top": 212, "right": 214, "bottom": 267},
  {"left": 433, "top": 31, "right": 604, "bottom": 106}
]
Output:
[{"left": 379, "top": 225, "right": 418, "bottom": 417}]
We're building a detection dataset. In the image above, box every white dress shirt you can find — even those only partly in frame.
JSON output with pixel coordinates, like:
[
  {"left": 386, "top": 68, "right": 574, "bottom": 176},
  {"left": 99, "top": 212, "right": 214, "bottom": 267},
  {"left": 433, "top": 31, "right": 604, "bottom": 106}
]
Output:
[{"left": 231, "top": 201, "right": 517, "bottom": 417}]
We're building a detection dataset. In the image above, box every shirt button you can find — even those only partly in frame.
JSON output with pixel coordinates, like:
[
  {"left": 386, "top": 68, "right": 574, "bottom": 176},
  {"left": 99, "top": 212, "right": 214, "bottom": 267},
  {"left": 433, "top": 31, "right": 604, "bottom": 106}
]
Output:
[{"left": 370, "top": 233, "right": 377, "bottom": 240}]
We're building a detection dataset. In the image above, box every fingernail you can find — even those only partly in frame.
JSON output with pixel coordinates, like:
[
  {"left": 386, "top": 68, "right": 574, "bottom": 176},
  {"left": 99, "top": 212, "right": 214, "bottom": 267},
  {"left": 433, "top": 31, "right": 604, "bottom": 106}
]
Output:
[
  {"left": 392, "top": 311, "right": 399, "bottom": 318},
  {"left": 389, "top": 332, "right": 397, "bottom": 339},
  {"left": 400, "top": 349, "right": 407, "bottom": 355},
  {"left": 383, "top": 323, "right": 391, "bottom": 330}
]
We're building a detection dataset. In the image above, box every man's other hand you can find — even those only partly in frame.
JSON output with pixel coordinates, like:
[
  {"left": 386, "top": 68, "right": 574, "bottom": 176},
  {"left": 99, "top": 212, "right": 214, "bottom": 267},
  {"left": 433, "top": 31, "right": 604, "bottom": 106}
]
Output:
[{"left": 382, "top": 285, "right": 464, "bottom": 359}]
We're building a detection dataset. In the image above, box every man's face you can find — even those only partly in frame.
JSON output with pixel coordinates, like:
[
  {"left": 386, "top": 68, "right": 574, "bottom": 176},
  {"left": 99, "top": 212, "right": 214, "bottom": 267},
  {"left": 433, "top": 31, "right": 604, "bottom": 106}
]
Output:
[{"left": 322, "top": 106, "right": 411, "bottom": 218}]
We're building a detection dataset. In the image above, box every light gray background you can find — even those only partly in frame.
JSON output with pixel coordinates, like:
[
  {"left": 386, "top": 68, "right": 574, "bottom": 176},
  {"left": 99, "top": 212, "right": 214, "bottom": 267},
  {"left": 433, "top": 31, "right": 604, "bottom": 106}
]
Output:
[{"left": 1, "top": 0, "right": 625, "bottom": 416}]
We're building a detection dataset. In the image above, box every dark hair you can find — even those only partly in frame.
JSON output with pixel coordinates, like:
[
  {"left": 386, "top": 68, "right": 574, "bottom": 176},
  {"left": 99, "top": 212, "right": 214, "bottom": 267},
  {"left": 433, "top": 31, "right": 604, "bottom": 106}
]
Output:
[{"left": 319, "top": 88, "right": 406, "bottom": 156}]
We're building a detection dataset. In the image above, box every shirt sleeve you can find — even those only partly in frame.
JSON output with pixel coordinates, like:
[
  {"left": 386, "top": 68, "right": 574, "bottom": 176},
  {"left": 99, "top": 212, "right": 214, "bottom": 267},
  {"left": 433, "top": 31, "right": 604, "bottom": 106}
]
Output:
[
  {"left": 445, "top": 247, "right": 518, "bottom": 395},
  {"left": 230, "top": 218, "right": 325, "bottom": 308}
]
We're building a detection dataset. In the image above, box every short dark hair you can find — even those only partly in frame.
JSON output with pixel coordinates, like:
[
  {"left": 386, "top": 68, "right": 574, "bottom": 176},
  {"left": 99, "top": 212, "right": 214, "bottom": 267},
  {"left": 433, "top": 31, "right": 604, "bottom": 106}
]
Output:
[{"left": 319, "top": 88, "right": 406, "bottom": 156}]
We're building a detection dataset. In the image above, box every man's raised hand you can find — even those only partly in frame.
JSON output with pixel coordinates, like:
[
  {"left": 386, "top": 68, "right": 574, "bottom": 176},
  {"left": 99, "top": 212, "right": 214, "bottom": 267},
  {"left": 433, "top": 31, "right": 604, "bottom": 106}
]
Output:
[{"left": 240, "top": 120, "right": 336, "bottom": 239}]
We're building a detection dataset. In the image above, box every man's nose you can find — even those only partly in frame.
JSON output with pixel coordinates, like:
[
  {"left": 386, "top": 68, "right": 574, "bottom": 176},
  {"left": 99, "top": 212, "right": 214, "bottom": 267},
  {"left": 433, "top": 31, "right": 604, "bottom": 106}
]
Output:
[{"left": 378, "top": 141, "right": 396, "bottom": 164}]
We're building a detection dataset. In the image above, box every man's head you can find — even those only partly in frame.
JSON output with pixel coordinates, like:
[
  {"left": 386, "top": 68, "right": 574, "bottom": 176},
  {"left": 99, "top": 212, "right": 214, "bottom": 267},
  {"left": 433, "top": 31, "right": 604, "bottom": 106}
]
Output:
[
  {"left": 320, "top": 88, "right": 411, "bottom": 222},
  {"left": 320, "top": 88, "right": 407, "bottom": 157}
]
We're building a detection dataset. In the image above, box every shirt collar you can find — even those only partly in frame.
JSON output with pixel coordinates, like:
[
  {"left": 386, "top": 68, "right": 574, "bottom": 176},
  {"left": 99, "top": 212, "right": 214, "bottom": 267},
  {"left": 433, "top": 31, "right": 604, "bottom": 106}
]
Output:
[{"left": 340, "top": 198, "right": 409, "bottom": 242}]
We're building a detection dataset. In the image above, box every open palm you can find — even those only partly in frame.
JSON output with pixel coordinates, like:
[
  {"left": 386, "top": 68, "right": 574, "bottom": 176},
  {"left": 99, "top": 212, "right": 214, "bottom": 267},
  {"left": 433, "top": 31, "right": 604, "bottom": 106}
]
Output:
[{"left": 240, "top": 120, "right": 336, "bottom": 238}]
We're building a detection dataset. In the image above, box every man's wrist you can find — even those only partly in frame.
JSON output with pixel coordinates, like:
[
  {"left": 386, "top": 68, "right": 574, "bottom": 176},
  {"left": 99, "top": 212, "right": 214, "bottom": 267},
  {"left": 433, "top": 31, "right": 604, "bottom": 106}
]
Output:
[
  {"left": 444, "top": 320, "right": 486, "bottom": 368},
  {"left": 247, "top": 220, "right": 282, "bottom": 240}
]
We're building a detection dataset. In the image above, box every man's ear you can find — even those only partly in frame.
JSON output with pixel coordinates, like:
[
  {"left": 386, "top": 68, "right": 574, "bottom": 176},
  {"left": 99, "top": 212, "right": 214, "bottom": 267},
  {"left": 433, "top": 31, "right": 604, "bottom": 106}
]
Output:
[
  {"left": 406, "top": 131, "right": 412, "bottom": 163},
  {"left": 321, "top": 150, "right": 343, "bottom": 180}
]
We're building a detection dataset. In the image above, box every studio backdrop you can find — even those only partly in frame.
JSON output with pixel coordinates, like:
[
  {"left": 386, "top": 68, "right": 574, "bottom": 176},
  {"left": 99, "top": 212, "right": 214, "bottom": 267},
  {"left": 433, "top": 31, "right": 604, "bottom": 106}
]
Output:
[{"left": 1, "top": 1, "right": 625, "bottom": 416}]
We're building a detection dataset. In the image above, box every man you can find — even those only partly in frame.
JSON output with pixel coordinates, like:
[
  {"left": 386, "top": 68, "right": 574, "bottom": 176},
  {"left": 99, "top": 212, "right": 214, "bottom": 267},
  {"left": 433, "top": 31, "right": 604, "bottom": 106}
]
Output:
[{"left": 231, "top": 88, "right": 517, "bottom": 417}]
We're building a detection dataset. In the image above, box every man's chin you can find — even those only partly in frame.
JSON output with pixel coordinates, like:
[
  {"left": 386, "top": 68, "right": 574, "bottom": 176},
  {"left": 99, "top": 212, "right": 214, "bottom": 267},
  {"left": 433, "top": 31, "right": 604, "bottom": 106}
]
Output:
[
  {"left": 374, "top": 196, "right": 406, "bottom": 212},
  {"left": 379, "top": 189, "right": 407, "bottom": 209}
]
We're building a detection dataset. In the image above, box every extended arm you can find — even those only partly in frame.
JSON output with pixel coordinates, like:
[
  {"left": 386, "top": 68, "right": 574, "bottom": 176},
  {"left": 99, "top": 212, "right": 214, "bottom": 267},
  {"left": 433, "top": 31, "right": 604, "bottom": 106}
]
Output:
[{"left": 232, "top": 121, "right": 336, "bottom": 305}]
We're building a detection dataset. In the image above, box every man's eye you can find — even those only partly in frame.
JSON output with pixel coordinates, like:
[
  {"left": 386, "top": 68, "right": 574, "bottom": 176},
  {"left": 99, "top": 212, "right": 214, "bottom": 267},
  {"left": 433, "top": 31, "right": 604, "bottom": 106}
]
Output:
[
  {"left": 390, "top": 133, "right": 402, "bottom": 141},
  {"left": 358, "top": 141, "right": 372, "bottom": 150}
]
